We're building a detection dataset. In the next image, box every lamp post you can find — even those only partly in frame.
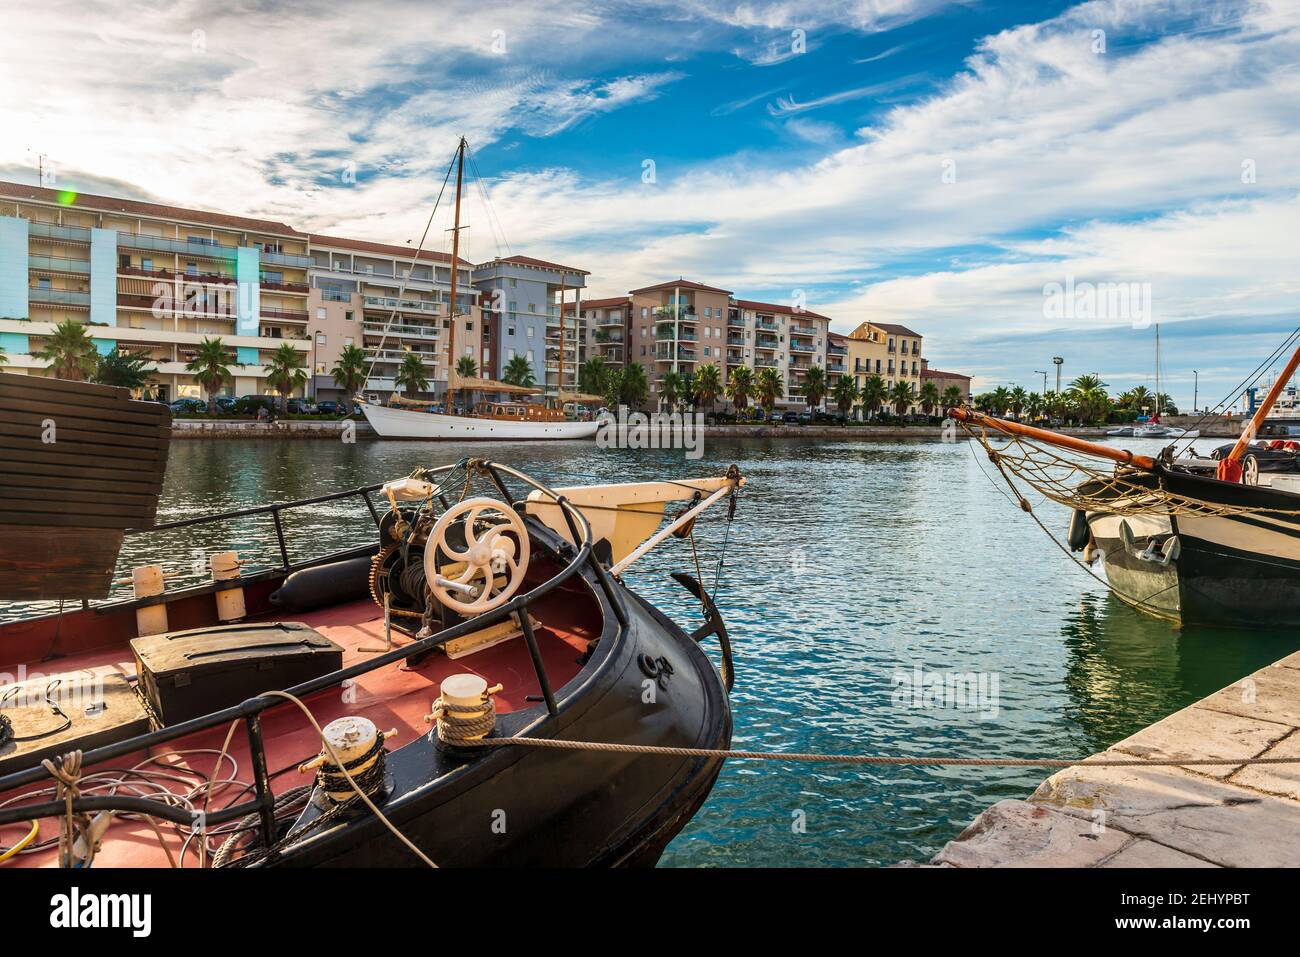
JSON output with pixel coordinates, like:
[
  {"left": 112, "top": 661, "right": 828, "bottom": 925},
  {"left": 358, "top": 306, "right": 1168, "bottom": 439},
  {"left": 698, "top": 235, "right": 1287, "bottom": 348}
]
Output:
[
  {"left": 1193, "top": 369, "right": 1198, "bottom": 415},
  {"left": 1052, "top": 356, "right": 1063, "bottom": 395},
  {"left": 1035, "top": 369, "right": 1049, "bottom": 395}
]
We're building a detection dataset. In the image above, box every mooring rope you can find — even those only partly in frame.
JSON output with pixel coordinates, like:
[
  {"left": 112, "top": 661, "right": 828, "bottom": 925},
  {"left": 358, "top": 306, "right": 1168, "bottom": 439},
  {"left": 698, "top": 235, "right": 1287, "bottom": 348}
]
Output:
[{"left": 465, "top": 736, "right": 1300, "bottom": 768}]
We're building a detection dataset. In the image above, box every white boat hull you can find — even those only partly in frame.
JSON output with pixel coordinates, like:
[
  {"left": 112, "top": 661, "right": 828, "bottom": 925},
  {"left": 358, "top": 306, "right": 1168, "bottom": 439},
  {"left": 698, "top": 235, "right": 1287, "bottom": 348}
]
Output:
[{"left": 362, "top": 402, "right": 600, "bottom": 440}]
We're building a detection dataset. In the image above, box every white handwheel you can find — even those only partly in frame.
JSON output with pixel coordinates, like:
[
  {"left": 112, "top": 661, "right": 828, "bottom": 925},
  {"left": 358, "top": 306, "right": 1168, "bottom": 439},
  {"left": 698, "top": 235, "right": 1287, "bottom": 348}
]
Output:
[{"left": 424, "top": 497, "right": 530, "bottom": 615}]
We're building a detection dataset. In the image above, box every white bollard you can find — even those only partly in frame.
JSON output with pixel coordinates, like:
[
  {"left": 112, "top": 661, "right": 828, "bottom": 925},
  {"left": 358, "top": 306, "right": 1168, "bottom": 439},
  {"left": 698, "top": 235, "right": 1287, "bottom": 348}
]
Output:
[
  {"left": 132, "top": 564, "right": 168, "bottom": 637},
  {"left": 210, "top": 551, "right": 245, "bottom": 622}
]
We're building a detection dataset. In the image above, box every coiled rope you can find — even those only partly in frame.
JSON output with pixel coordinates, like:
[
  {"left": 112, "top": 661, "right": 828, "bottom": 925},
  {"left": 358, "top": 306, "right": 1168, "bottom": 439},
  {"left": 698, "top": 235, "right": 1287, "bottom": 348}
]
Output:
[{"left": 428, "top": 687, "right": 500, "bottom": 745}]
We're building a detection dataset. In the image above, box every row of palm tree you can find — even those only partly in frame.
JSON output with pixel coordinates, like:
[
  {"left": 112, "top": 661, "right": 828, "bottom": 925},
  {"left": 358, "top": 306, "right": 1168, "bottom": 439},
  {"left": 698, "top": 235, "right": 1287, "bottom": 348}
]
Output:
[
  {"left": 24, "top": 319, "right": 321, "bottom": 415},
  {"left": 972, "top": 376, "right": 1179, "bottom": 426}
]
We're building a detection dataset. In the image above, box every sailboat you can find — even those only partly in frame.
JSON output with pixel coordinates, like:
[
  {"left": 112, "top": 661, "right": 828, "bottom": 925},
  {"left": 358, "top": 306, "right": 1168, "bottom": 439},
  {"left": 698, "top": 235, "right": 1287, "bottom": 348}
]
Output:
[
  {"left": 951, "top": 330, "right": 1300, "bottom": 626},
  {"left": 1132, "top": 325, "right": 1198, "bottom": 439},
  {"left": 361, "top": 138, "right": 601, "bottom": 441}
]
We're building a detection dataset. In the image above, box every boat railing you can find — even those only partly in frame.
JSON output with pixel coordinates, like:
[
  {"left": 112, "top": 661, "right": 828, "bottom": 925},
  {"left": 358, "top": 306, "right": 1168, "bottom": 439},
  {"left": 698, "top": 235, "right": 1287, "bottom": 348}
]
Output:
[{"left": 0, "top": 460, "right": 627, "bottom": 853}]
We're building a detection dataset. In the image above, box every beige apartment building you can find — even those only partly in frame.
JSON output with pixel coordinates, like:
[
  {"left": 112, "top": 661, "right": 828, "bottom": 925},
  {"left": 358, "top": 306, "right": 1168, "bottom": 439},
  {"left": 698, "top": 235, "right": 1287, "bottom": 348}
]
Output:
[
  {"left": 845, "top": 320, "right": 926, "bottom": 414},
  {"left": 0, "top": 180, "right": 496, "bottom": 404},
  {"left": 0, "top": 181, "right": 313, "bottom": 401}
]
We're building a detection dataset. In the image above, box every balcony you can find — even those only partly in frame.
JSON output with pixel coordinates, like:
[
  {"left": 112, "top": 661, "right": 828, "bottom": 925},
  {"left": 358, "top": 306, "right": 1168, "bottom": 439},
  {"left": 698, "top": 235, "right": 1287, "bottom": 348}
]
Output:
[
  {"left": 790, "top": 324, "right": 817, "bottom": 337},
  {"left": 756, "top": 318, "right": 778, "bottom": 331},
  {"left": 117, "top": 233, "right": 237, "bottom": 261},
  {"left": 363, "top": 294, "right": 441, "bottom": 314},
  {"left": 367, "top": 348, "right": 441, "bottom": 365},
  {"left": 261, "top": 308, "right": 308, "bottom": 323},
  {"left": 260, "top": 250, "right": 314, "bottom": 269},
  {"left": 363, "top": 321, "right": 439, "bottom": 340},
  {"left": 29, "top": 255, "right": 90, "bottom": 275},
  {"left": 755, "top": 358, "right": 777, "bottom": 368},
  {"left": 259, "top": 277, "right": 310, "bottom": 294},
  {"left": 29, "top": 287, "right": 90, "bottom": 307},
  {"left": 727, "top": 335, "right": 745, "bottom": 346},
  {"left": 28, "top": 222, "right": 91, "bottom": 245},
  {"left": 828, "top": 361, "right": 846, "bottom": 372},
  {"left": 121, "top": 265, "right": 236, "bottom": 285},
  {"left": 755, "top": 336, "right": 779, "bottom": 350},
  {"left": 791, "top": 341, "right": 815, "bottom": 353}
]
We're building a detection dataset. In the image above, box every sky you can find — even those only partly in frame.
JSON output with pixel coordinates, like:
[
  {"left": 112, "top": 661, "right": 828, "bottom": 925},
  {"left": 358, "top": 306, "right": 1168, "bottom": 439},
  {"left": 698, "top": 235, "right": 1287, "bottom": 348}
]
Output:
[{"left": 3, "top": 0, "right": 1299, "bottom": 409}]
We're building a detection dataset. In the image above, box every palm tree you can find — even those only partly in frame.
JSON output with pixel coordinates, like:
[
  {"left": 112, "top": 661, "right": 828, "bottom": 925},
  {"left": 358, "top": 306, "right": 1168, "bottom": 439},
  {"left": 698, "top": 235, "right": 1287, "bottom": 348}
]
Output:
[
  {"left": 941, "top": 385, "right": 963, "bottom": 413},
  {"left": 0, "top": 342, "right": 7, "bottom": 367},
  {"left": 601, "top": 367, "right": 623, "bottom": 410},
  {"left": 679, "top": 370, "right": 697, "bottom": 411},
  {"left": 694, "top": 363, "right": 722, "bottom": 414},
  {"left": 619, "top": 362, "right": 648, "bottom": 409},
  {"left": 578, "top": 356, "right": 607, "bottom": 398},
  {"left": 889, "top": 381, "right": 915, "bottom": 420},
  {"left": 832, "top": 375, "right": 858, "bottom": 419},
  {"left": 919, "top": 381, "right": 940, "bottom": 418},
  {"left": 1067, "top": 374, "right": 1110, "bottom": 424},
  {"left": 755, "top": 366, "right": 784, "bottom": 416},
  {"left": 859, "top": 374, "right": 888, "bottom": 420},
  {"left": 455, "top": 355, "right": 479, "bottom": 379},
  {"left": 93, "top": 348, "right": 156, "bottom": 391},
  {"left": 502, "top": 355, "right": 536, "bottom": 388},
  {"left": 34, "top": 319, "right": 98, "bottom": 381},
  {"left": 990, "top": 386, "right": 1012, "bottom": 416},
  {"left": 801, "top": 366, "right": 827, "bottom": 412},
  {"left": 1008, "top": 386, "right": 1028, "bottom": 418},
  {"left": 726, "top": 365, "right": 753, "bottom": 415},
  {"left": 394, "top": 352, "right": 430, "bottom": 397},
  {"left": 185, "top": 336, "right": 238, "bottom": 414},
  {"left": 331, "top": 343, "right": 368, "bottom": 398},
  {"left": 660, "top": 370, "right": 684, "bottom": 412},
  {"left": 266, "top": 342, "right": 308, "bottom": 415}
]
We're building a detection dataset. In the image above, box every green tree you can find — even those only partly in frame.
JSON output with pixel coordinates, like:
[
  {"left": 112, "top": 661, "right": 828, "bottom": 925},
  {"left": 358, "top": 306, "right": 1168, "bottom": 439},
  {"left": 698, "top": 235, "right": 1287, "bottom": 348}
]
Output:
[
  {"left": 601, "top": 367, "right": 623, "bottom": 409},
  {"left": 659, "top": 370, "right": 684, "bottom": 412},
  {"left": 918, "top": 380, "right": 940, "bottom": 418},
  {"left": 1067, "top": 374, "right": 1110, "bottom": 424},
  {"left": 619, "top": 362, "right": 648, "bottom": 409},
  {"left": 694, "top": 362, "right": 722, "bottom": 414},
  {"left": 832, "top": 375, "right": 858, "bottom": 419},
  {"left": 801, "top": 365, "right": 827, "bottom": 412},
  {"left": 331, "top": 343, "right": 368, "bottom": 397},
  {"left": 859, "top": 374, "right": 888, "bottom": 420},
  {"left": 990, "top": 386, "right": 1012, "bottom": 416},
  {"left": 725, "top": 365, "right": 753, "bottom": 415},
  {"left": 755, "top": 366, "right": 784, "bottom": 416},
  {"left": 578, "top": 356, "right": 607, "bottom": 397},
  {"left": 185, "top": 336, "right": 238, "bottom": 415},
  {"left": 889, "top": 380, "right": 916, "bottom": 420},
  {"left": 941, "top": 385, "right": 963, "bottom": 413},
  {"left": 34, "top": 319, "right": 98, "bottom": 381},
  {"left": 394, "top": 352, "right": 430, "bottom": 397},
  {"left": 502, "top": 355, "right": 536, "bottom": 388},
  {"left": 266, "top": 342, "right": 308, "bottom": 415},
  {"left": 1008, "top": 386, "right": 1028, "bottom": 418},
  {"left": 93, "top": 347, "right": 156, "bottom": 391},
  {"left": 455, "top": 355, "right": 479, "bottom": 378}
]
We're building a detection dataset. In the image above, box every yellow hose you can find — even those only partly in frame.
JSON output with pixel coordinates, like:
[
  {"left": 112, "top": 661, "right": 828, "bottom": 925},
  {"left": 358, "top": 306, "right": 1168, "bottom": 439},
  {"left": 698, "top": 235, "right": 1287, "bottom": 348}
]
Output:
[{"left": 0, "top": 821, "right": 39, "bottom": 864}]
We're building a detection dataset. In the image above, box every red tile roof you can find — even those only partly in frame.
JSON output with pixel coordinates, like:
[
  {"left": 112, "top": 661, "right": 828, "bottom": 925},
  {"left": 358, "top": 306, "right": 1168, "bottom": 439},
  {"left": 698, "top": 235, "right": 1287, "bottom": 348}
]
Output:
[
  {"left": 629, "top": 279, "right": 732, "bottom": 295},
  {"left": 0, "top": 180, "right": 303, "bottom": 236},
  {"left": 577, "top": 296, "right": 631, "bottom": 309},
  {"left": 478, "top": 254, "right": 590, "bottom": 276},
  {"left": 872, "top": 322, "right": 923, "bottom": 338},
  {"left": 734, "top": 299, "right": 831, "bottom": 322},
  {"left": 922, "top": 368, "right": 970, "bottom": 380}
]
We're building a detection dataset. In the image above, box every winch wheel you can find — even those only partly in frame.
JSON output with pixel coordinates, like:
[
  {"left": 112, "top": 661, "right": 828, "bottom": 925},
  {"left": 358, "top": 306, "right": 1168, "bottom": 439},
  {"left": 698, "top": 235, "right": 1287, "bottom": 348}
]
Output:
[{"left": 425, "top": 497, "right": 531, "bottom": 615}]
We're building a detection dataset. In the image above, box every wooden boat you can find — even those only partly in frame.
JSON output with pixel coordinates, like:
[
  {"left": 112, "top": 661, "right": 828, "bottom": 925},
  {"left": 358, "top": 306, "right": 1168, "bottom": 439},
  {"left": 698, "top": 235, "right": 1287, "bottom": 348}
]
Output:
[
  {"left": 952, "top": 337, "right": 1300, "bottom": 626},
  {"left": 0, "top": 459, "right": 742, "bottom": 867},
  {"left": 0, "top": 372, "right": 170, "bottom": 599}
]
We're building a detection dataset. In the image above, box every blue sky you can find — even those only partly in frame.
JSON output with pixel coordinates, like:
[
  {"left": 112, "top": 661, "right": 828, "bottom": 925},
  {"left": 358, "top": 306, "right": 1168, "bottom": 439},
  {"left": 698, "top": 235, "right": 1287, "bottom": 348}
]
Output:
[{"left": 3, "top": 0, "right": 1298, "bottom": 409}]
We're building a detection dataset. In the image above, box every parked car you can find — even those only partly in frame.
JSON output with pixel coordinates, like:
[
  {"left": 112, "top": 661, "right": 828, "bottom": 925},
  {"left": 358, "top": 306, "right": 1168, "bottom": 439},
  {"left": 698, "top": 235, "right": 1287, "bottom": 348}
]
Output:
[
  {"left": 214, "top": 395, "right": 238, "bottom": 413},
  {"left": 782, "top": 411, "right": 800, "bottom": 424},
  {"left": 316, "top": 400, "right": 343, "bottom": 416},
  {"left": 235, "top": 395, "right": 279, "bottom": 416},
  {"left": 169, "top": 398, "right": 206, "bottom": 414},
  {"left": 286, "top": 398, "right": 316, "bottom": 415},
  {"left": 798, "top": 411, "right": 812, "bottom": 424}
]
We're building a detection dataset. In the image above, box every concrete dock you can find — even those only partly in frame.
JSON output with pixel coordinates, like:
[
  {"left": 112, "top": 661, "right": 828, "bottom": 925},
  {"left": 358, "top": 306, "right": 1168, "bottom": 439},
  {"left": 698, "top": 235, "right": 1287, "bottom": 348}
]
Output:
[{"left": 933, "top": 650, "right": 1300, "bottom": 867}]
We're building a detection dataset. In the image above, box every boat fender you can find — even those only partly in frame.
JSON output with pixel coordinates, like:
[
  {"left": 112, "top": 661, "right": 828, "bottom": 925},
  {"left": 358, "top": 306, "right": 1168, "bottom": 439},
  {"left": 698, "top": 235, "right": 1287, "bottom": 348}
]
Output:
[
  {"left": 269, "top": 554, "right": 375, "bottom": 612},
  {"left": 1067, "top": 509, "right": 1091, "bottom": 551}
]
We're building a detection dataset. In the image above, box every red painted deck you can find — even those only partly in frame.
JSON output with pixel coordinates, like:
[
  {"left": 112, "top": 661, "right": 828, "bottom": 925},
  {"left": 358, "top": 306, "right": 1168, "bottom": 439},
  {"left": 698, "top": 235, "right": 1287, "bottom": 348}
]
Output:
[{"left": 0, "top": 584, "right": 601, "bottom": 868}]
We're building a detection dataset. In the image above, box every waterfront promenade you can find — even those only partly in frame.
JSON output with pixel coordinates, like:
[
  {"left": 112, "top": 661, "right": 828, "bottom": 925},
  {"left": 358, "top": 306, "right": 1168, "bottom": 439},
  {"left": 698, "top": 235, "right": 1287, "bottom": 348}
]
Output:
[{"left": 933, "top": 650, "right": 1300, "bottom": 867}]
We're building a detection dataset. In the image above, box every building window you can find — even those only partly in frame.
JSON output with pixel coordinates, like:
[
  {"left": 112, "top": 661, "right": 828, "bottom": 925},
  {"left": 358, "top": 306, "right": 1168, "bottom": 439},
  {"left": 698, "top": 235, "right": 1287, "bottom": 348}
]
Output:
[
  {"left": 344, "top": 337, "right": 354, "bottom": 347},
  {"left": 344, "top": 311, "right": 353, "bottom": 322},
  {"left": 316, "top": 308, "right": 326, "bottom": 319},
  {"left": 316, "top": 333, "right": 326, "bottom": 345}
]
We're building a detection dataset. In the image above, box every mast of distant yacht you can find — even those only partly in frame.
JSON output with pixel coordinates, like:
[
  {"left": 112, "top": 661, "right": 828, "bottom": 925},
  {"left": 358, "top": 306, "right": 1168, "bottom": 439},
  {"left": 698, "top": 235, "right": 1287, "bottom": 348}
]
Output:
[{"left": 444, "top": 137, "right": 466, "bottom": 408}]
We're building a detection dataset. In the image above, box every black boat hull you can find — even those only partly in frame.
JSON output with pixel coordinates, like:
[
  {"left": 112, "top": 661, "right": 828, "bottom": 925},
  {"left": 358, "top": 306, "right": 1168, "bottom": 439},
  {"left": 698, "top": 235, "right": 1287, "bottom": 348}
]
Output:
[
  {"left": 268, "top": 577, "right": 732, "bottom": 867},
  {"left": 1084, "top": 466, "right": 1300, "bottom": 626}
]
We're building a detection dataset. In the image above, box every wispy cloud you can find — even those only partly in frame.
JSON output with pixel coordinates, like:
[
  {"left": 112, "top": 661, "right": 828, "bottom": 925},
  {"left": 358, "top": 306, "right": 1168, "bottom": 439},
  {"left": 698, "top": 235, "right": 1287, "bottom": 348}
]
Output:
[{"left": 767, "top": 73, "right": 927, "bottom": 114}]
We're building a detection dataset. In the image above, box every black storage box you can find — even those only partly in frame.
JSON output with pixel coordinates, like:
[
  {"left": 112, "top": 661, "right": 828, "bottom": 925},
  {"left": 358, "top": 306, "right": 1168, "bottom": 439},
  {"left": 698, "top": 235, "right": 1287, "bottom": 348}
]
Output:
[{"left": 131, "top": 621, "right": 344, "bottom": 726}]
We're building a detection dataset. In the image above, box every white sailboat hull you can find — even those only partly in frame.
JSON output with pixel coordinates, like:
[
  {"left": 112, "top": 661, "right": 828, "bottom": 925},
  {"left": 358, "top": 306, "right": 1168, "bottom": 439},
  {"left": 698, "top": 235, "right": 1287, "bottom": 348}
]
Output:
[{"left": 362, "top": 402, "right": 601, "bottom": 440}]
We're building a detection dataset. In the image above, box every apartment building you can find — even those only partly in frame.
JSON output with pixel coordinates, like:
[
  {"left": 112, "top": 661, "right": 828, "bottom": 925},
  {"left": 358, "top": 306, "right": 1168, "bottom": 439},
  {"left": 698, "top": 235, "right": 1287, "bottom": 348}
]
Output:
[
  {"left": 845, "top": 320, "right": 925, "bottom": 414},
  {"left": 921, "top": 366, "right": 972, "bottom": 406},
  {"left": 474, "top": 256, "right": 588, "bottom": 399},
  {"left": 306, "top": 234, "right": 479, "bottom": 402},
  {"left": 575, "top": 296, "right": 630, "bottom": 371},
  {"left": 0, "top": 181, "right": 314, "bottom": 401},
  {"left": 826, "top": 331, "right": 850, "bottom": 392}
]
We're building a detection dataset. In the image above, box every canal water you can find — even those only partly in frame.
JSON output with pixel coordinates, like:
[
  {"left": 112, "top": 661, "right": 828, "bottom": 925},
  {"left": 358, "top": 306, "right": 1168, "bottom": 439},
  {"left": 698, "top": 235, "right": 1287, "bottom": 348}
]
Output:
[{"left": 7, "top": 436, "right": 1300, "bottom": 866}]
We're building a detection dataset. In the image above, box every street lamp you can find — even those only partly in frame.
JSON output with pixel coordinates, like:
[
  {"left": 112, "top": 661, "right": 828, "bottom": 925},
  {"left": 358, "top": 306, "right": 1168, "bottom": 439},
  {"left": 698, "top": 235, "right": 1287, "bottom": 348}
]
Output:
[
  {"left": 1052, "top": 356, "right": 1064, "bottom": 394},
  {"left": 1193, "top": 369, "right": 1198, "bottom": 415},
  {"left": 1035, "top": 370, "right": 1049, "bottom": 395}
]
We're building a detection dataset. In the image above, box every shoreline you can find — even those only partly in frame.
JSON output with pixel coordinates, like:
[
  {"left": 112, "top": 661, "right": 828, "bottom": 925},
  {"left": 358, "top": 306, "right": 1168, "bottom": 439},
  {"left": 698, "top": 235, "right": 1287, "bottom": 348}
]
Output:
[{"left": 169, "top": 420, "right": 1140, "bottom": 440}]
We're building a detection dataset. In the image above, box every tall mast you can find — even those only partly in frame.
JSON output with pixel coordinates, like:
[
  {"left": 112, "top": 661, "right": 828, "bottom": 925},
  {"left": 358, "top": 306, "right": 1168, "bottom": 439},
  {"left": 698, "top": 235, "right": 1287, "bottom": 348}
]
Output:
[
  {"left": 444, "top": 137, "right": 465, "bottom": 407},
  {"left": 556, "top": 273, "right": 566, "bottom": 409}
]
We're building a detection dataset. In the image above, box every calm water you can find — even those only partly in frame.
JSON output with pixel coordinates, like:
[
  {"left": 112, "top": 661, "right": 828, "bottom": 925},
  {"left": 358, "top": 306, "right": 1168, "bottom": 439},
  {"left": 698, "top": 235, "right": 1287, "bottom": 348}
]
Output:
[{"left": 7, "top": 435, "right": 1299, "bottom": 866}]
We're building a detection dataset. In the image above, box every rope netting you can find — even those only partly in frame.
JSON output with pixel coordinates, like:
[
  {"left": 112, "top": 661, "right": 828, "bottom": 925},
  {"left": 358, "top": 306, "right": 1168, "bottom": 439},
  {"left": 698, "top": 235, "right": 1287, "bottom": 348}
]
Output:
[{"left": 963, "top": 422, "right": 1300, "bottom": 519}]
